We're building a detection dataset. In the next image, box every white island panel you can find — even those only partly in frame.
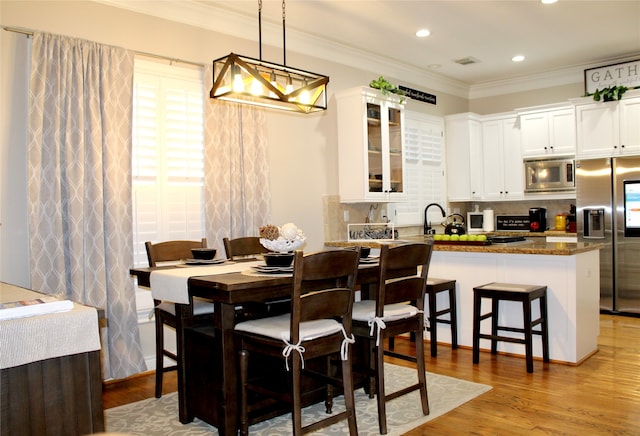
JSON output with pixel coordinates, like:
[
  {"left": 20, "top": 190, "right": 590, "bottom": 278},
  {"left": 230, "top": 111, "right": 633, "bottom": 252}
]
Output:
[{"left": 428, "top": 249, "right": 600, "bottom": 364}]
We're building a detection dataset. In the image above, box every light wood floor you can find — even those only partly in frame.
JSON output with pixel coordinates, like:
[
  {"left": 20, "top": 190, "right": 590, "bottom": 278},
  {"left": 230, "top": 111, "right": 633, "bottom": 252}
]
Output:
[{"left": 103, "top": 314, "right": 640, "bottom": 434}]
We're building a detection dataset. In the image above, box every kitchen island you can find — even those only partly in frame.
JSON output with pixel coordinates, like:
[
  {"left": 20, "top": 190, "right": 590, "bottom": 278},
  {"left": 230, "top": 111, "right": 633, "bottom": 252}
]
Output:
[{"left": 325, "top": 237, "right": 604, "bottom": 365}]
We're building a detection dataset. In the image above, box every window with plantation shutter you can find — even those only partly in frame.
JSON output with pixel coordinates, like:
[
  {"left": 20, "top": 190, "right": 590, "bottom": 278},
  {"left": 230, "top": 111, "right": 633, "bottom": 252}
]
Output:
[
  {"left": 389, "top": 112, "right": 446, "bottom": 226},
  {"left": 132, "top": 58, "right": 205, "bottom": 267}
]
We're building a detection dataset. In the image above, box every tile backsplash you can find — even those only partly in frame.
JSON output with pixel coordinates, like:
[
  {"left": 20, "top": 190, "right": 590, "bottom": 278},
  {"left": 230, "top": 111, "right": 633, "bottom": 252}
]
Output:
[{"left": 324, "top": 195, "right": 576, "bottom": 241}]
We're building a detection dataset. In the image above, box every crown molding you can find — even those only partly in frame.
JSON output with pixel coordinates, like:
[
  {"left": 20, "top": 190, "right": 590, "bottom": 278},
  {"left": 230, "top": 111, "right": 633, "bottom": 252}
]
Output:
[{"left": 94, "top": 1, "right": 638, "bottom": 101}]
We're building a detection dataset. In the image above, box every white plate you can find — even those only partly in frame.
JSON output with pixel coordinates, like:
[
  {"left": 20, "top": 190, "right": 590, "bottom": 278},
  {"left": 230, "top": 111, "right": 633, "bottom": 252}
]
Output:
[
  {"left": 252, "top": 265, "right": 294, "bottom": 273},
  {"left": 184, "top": 258, "right": 226, "bottom": 265}
]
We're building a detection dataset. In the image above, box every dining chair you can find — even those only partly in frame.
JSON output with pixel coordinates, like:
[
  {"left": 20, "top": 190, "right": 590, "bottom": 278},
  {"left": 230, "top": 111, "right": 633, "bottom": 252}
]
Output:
[
  {"left": 351, "top": 241, "right": 434, "bottom": 435},
  {"left": 223, "top": 236, "right": 269, "bottom": 260},
  {"left": 234, "top": 248, "right": 360, "bottom": 436},
  {"left": 144, "top": 238, "right": 215, "bottom": 399}
]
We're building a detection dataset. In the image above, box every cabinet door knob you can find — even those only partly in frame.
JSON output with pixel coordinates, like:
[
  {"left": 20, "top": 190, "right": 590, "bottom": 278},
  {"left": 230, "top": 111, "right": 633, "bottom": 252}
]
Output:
[{"left": 621, "top": 144, "right": 625, "bottom": 148}]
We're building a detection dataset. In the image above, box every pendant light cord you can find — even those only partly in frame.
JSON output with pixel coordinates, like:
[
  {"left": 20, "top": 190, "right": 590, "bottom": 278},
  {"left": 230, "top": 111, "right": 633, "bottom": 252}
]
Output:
[
  {"left": 282, "top": 0, "right": 287, "bottom": 66},
  {"left": 258, "top": 0, "right": 263, "bottom": 60}
]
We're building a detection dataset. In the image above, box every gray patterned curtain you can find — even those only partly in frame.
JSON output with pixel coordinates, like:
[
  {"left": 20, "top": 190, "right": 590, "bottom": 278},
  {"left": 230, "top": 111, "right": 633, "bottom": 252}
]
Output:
[
  {"left": 27, "top": 32, "right": 146, "bottom": 379},
  {"left": 203, "top": 65, "right": 272, "bottom": 252}
]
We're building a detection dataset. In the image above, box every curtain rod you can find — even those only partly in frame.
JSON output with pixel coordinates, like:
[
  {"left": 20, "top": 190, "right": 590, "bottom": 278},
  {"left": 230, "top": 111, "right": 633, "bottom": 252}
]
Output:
[{"left": 2, "top": 25, "right": 205, "bottom": 68}]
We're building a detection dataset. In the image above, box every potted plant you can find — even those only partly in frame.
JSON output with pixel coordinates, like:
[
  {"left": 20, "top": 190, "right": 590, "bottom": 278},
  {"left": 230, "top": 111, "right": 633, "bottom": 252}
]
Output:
[
  {"left": 369, "top": 76, "right": 406, "bottom": 103},
  {"left": 589, "top": 85, "right": 629, "bottom": 102}
]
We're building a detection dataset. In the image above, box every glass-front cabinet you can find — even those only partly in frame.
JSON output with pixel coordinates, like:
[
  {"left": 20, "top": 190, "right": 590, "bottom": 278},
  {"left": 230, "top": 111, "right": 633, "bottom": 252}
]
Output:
[{"left": 337, "top": 87, "right": 405, "bottom": 202}]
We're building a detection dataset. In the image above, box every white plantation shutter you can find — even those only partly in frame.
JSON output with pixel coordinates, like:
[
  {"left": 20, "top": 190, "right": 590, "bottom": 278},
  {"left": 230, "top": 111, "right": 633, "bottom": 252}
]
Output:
[
  {"left": 391, "top": 112, "right": 446, "bottom": 226},
  {"left": 132, "top": 59, "right": 205, "bottom": 266}
]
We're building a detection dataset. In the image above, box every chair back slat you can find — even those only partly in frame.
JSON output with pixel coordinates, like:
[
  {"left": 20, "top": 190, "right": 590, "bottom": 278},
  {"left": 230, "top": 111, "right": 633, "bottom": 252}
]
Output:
[
  {"left": 384, "top": 276, "right": 425, "bottom": 305},
  {"left": 145, "top": 238, "right": 207, "bottom": 267},
  {"left": 300, "top": 288, "right": 353, "bottom": 322},
  {"left": 223, "top": 236, "right": 268, "bottom": 259}
]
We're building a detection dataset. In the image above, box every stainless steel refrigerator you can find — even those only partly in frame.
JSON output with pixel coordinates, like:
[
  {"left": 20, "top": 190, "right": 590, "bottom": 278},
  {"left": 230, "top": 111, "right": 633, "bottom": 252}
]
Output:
[{"left": 576, "top": 157, "right": 640, "bottom": 314}]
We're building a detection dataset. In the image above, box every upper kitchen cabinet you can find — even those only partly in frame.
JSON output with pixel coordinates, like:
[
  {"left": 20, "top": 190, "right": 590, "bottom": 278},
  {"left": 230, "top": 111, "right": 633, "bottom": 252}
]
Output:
[
  {"left": 482, "top": 114, "right": 524, "bottom": 201},
  {"left": 519, "top": 104, "right": 575, "bottom": 157},
  {"left": 445, "top": 113, "right": 483, "bottom": 202},
  {"left": 337, "top": 86, "right": 406, "bottom": 202},
  {"left": 574, "top": 90, "right": 640, "bottom": 158}
]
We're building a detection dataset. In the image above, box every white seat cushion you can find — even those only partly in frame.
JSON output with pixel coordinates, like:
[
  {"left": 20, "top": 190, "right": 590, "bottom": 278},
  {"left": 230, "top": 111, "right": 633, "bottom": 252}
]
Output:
[
  {"left": 235, "top": 313, "right": 342, "bottom": 342},
  {"left": 157, "top": 297, "right": 214, "bottom": 316},
  {"left": 352, "top": 300, "right": 419, "bottom": 323}
]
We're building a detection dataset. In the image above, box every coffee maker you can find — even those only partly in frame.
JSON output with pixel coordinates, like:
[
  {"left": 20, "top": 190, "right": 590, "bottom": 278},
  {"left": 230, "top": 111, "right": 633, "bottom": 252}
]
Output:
[{"left": 529, "top": 207, "right": 547, "bottom": 232}]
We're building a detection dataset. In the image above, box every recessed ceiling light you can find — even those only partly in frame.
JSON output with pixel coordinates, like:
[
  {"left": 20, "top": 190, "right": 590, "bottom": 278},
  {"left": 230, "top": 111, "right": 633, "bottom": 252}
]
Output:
[
  {"left": 416, "top": 29, "right": 431, "bottom": 38},
  {"left": 512, "top": 55, "right": 525, "bottom": 62},
  {"left": 541, "top": 0, "right": 558, "bottom": 4}
]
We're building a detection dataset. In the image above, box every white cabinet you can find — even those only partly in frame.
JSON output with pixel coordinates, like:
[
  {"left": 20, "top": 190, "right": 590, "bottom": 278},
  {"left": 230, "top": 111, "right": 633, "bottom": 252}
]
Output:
[
  {"left": 445, "top": 113, "right": 483, "bottom": 202},
  {"left": 519, "top": 105, "right": 575, "bottom": 157},
  {"left": 575, "top": 92, "right": 640, "bottom": 158},
  {"left": 482, "top": 114, "right": 524, "bottom": 201},
  {"left": 337, "top": 87, "right": 406, "bottom": 202},
  {"left": 620, "top": 96, "right": 640, "bottom": 153}
]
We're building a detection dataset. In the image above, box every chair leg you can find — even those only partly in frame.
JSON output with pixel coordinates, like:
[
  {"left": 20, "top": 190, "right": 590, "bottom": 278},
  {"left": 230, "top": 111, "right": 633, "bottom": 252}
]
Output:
[
  {"left": 428, "top": 289, "right": 438, "bottom": 357},
  {"left": 472, "top": 293, "right": 481, "bottom": 364},
  {"left": 367, "top": 338, "right": 376, "bottom": 399},
  {"left": 540, "top": 295, "right": 550, "bottom": 363},
  {"left": 491, "top": 298, "right": 499, "bottom": 355},
  {"left": 414, "top": 327, "right": 430, "bottom": 416},
  {"left": 375, "top": 338, "right": 388, "bottom": 435},
  {"left": 325, "top": 355, "right": 334, "bottom": 414},
  {"left": 523, "top": 299, "right": 534, "bottom": 373},
  {"left": 291, "top": 352, "right": 303, "bottom": 436},
  {"left": 239, "top": 349, "right": 249, "bottom": 436},
  {"left": 449, "top": 286, "right": 458, "bottom": 349},
  {"left": 341, "top": 352, "right": 359, "bottom": 436},
  {"left": 154, "top": 310, "right": 164, "bottom": 398}
]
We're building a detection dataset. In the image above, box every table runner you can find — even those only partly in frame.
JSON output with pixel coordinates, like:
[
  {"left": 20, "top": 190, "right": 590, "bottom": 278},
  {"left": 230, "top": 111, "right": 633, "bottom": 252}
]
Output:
[
  {"left": 0, "top": 284, "right": 100, "bottom": 369},
  {"left": 150, "top": 260, "right": 264, "bottom": 304}
]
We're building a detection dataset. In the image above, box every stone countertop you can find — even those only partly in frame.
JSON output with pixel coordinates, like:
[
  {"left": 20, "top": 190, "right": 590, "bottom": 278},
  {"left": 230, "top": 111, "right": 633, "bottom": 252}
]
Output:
[{"left": 325, "top": 235, "right": 604, "bottom": 256}]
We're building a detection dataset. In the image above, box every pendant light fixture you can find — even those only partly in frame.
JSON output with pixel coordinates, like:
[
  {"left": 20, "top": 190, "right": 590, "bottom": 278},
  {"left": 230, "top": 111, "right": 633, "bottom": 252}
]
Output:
[{"left": 210, "top": 0, "right": 329, "bottom": 114}]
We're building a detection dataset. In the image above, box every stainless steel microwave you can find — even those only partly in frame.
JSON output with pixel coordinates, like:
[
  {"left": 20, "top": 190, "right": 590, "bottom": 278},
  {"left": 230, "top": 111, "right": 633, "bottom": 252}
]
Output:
[{"left": 524, "top": 157, "right": 575, "bottom": 193}]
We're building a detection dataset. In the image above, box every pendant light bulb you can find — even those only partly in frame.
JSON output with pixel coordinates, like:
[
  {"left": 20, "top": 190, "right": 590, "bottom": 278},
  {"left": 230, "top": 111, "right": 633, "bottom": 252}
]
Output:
[
  {"left": 300, "top": 80, "right": 310, "bottom": 105},
  {"left": 250, "top": 77, "right": 263, "bottom": 96},
  {"left": 269, "top": 72, "right": 278, "bottom": 98},
  {"left": 232, "top": 66, "right": 244, "bottom": 93},
  {"left": 285, "top": 76, "right": 294, "bottom": 95}
]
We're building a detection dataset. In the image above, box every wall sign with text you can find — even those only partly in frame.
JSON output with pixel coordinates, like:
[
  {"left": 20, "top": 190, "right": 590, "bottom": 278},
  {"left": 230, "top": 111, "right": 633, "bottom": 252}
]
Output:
[
  {"left": 584, "top": 59, "right": 640, "bottom": 94},
  {"left": 398, "top": 85, "right": 436, "bottom": 105}
]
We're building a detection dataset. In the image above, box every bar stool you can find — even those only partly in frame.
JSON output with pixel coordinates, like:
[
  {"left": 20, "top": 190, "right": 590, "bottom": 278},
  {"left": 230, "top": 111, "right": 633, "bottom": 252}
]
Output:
[
  {"left": 426, "top": 278, "right": 458, "bottom": 357},
  {"left": 472, "top": 282, "right": 549, "bottom": 373},
  {"left": 388, "top": 278, "right": 458, "bottom": 357}
]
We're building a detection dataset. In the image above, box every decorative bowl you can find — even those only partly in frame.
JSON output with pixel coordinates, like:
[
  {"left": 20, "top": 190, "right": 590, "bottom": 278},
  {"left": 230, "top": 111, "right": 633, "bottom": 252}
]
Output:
[
  {"left": 259, "top": 237, "right": 306, "bottom": 253},
  {"left": 263, "top": 252, "right": 295, "bottom": 267},
  {"left": 191, "top": 248, "right": 216, "bottom": 260}
]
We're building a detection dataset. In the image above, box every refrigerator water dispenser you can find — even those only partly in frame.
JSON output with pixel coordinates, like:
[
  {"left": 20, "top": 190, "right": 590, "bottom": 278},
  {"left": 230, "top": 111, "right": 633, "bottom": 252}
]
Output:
[{"left": 583, "top": 208, "right": 605, "bottom": 239}]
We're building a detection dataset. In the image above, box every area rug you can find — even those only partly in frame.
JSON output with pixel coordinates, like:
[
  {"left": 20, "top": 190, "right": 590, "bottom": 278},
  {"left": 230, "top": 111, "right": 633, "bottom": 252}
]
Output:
[{"left": 105, "top": 363, "right": 491, "bottom": 435}]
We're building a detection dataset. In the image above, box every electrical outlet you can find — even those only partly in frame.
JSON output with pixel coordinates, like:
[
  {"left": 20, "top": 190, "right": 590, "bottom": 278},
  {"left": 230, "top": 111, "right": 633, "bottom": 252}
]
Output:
[{"left": 343, "top": 210, "right": 349, "bottom": 222}]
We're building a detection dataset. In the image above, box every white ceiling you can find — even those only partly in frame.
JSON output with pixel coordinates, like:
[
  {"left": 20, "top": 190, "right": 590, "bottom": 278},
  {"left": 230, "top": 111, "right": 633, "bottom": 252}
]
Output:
[{"left": 99, "top": 0, "right": 640, "bottom": 96}]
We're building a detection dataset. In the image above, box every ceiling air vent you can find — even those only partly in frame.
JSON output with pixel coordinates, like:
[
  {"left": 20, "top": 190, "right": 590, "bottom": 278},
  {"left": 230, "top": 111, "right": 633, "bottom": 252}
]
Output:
[{"left": 454, "top": 57, "right": 480, "bottom": 66}]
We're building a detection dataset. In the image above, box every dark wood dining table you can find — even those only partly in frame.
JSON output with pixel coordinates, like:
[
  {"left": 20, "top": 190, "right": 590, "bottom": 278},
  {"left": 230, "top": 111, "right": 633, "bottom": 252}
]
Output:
[{"left": 130, "top": 259, "right": 390, "bottom": 436}]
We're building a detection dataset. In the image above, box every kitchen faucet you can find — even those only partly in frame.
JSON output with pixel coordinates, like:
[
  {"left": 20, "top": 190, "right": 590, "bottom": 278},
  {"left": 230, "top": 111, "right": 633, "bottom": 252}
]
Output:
[{"left": 424, "top": 203, "right": 446, "bottom": 235}]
